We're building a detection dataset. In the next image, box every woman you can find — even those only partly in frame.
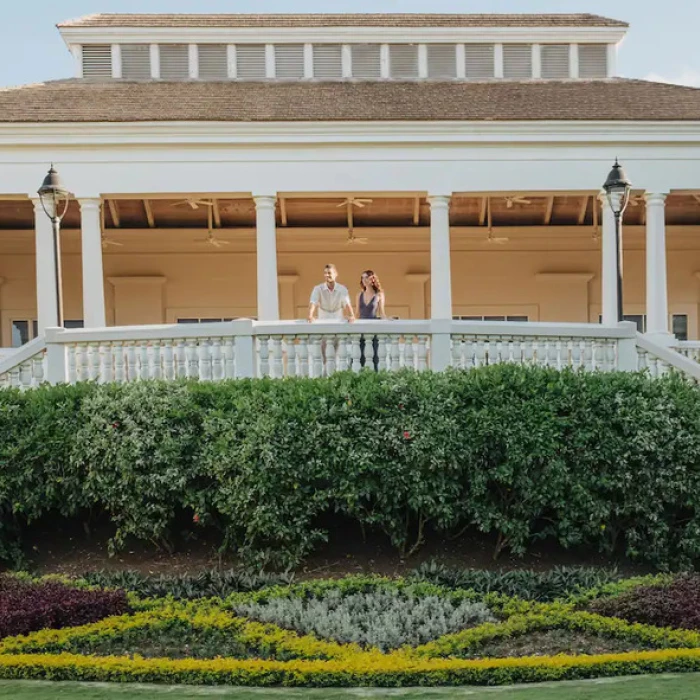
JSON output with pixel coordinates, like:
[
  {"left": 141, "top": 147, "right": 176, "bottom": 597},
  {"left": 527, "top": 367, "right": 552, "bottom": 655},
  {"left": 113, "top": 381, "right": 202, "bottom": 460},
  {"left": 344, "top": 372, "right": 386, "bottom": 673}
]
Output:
[{"left": 356, "top": 270, "right": 385, "bottom": 370}]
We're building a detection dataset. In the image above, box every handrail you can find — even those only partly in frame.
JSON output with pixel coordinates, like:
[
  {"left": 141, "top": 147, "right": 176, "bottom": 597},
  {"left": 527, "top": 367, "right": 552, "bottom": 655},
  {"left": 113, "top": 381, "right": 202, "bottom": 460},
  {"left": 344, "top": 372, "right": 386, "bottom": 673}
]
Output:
[
  {"left": 0, "top": 337, "right": 46, "bottom": 376},
  {"left": 636, "top": 333, "right": 700, "bottom": 381}
]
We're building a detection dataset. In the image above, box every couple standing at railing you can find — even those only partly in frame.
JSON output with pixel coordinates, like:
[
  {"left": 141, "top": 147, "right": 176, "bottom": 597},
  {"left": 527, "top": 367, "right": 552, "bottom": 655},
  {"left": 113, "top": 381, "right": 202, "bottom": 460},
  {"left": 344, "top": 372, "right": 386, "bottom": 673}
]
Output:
[{"left": 307, "top": 263, "right": 386, "bottom": 370}]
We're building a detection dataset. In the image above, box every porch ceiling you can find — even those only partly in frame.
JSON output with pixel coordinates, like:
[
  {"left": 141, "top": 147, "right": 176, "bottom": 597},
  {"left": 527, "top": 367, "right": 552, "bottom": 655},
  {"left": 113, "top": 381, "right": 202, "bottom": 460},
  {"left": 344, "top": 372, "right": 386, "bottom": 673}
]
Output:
[{"left": 0, "top": 192, "right": 699, "bottom": 231}]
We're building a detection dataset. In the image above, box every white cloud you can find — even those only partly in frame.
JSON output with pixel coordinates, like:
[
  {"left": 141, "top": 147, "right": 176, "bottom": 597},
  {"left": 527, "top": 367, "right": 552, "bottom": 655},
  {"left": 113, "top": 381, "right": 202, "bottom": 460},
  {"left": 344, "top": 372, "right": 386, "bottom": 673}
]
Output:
[{"left": 645, "top": 68, "right": 700, "bottom": 87}]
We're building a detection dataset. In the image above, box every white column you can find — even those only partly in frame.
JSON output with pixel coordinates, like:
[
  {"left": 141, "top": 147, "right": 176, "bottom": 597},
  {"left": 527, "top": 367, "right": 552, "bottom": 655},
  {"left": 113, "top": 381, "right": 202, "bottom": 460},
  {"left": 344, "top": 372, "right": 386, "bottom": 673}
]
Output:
[
  {"left": 150, "top": 44, "right": 160, "bottom": 79},
  {"left": 600, "top": 193, "right": 620, "bottom": 325},
  {"left": 79, "top": 198, "right": 106, "bottom": 328},
  {"left": 254, "top": 195, "right": 280, "bottom": 321},
  {"left": 532, "top": 44, "right": 541, "bottom": 79},
  {"left": 494, "top": 44, "right": 504, "bottom": 78},
  {"left": 111, "top": 44, "right": 122, "bottom": 79},
  {"left": 188, "top": 44, "right": 199, "bottom": 79},
  {"left": 428, "top": 195, "right": 452, "bottom": 319},
  {"left": 303, "top": 43, "right": 314, "bottom": 79},
  {"left": 32, "top": 199, "right": 59, "bottom": 333},
  {"left": 645, "top": 193, "right": 672, "bottom": 340},
  {"left": 569, "top": 44, "right": 579, "bottom": 79}
]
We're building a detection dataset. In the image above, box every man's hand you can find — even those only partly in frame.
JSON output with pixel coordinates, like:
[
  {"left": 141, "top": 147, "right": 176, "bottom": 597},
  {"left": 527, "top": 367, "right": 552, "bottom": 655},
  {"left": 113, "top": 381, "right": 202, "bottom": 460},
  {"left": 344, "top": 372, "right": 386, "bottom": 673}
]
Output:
[{"left": 348, "top": 316, "right": 356, "bottom": 323}]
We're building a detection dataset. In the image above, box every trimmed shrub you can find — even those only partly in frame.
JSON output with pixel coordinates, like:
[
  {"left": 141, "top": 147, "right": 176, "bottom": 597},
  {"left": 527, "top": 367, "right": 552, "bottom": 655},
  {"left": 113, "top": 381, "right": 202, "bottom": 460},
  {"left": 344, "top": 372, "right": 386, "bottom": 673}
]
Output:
[
  {"left": 589, "top": 575, "right": 700, "bottom": 629},
  {"left": 1, "top": 366, "right": 700, "bottom": 569},
  {"left": 0, "top": 574, "right": 128, "bottom": 639}
]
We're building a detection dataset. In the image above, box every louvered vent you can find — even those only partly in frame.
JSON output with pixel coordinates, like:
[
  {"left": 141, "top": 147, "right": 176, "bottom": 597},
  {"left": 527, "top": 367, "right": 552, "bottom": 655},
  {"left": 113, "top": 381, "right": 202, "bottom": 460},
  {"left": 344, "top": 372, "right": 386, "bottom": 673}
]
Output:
[
  {"left": 275, "top": 44, "right": 304, "bottom": 79},
  {"left": 464, "top": 44, "right": 494, "bottom": 79},
  {"left": 427, "top": 45, "right": 456, "bottom": 78},
  {"left": 351, "top": 44, "right": 381, "bottom": 78},
  {"left": 198, "top": 44, "right": 227, "bottom": 79},
  {"left": 159, "top": 44, "right": 189, "bottom": 79},
  {"left": 82, "top": 45, "right": 112, "bottom": 79},
  {"left": 236, "top": 44, "right": 266, "bottom": 79},
  {"left": 121, "top": 44, "right": 151, "bottom": 80},
  {"left": 503, "top": 44, "right": 533, "bottom": 79},
  {"left": 541, "top": 44, "right": 570, "bottom": 79},
  {"left": 579, "top": 44, "right": 608, "bottom": 78},
  {"left": 389, "top": 44, "right": 419, "bottom": 78},
  {"left": 313, "top": 44, "right": 342, "bottom": 79}
]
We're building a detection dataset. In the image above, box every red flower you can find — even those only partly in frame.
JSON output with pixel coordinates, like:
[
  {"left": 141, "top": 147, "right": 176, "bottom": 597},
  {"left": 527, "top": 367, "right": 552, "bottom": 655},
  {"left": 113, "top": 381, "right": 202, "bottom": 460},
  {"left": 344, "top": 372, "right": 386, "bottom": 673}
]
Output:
[
  {"left": 111, "top": 422, "right": 120, "bottom": 429},
  {"left": 193, "top": 514, "right": 200, "bottom": 524},
  {"left": 403, "top": 430, "right": 411, "bottom": 440},
  {"left": 398, "top": 403, "right": 404, "bottom": 410}
]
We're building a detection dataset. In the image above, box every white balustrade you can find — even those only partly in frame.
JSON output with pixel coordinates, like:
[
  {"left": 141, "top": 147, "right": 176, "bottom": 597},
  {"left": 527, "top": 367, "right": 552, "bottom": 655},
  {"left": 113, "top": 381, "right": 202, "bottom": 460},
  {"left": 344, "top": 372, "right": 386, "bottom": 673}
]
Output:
[{"left": 0, "top": 337, "right": 46, "bottom": 390}]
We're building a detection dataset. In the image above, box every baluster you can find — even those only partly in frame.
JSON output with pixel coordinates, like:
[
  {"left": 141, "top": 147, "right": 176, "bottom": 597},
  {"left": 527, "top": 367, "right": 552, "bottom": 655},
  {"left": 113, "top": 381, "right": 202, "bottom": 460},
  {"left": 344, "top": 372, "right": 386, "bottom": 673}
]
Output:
[
  {"left": 555, "top": 339, "right": 564, "bottom": 370},
  {"left": 519, "top": 337, "right": 532, "bottom": 366},
  {"left": 161, "top": 341, "right": 174, "bottom": 380},
  {"left": 390, "top": 335, "right": 400, "bottom": 372},
  {"left": 113, "top": 342, "right": 125, "bottom": 382},
  {"left": 336, "top": 336, "right": 348, "bottom": 372},
  {"left": 286, "top": 337, "right": 298, "bottom": 377},
  {"left": 404, "top": 335, "right": 415, "bottom": 370},
  {"left": 325, "top": 336, "right": 337, "bottom": 376},
  {"left": 211, "top": 339, "right": 223, "bottom": 381},
  {"left": 510, "top": 338, "right": 522, "bottom": 365},
  {"left": 590, "top": 340, "right": 600, "bottom": 371},
  {"left": 350, "top": 335, "right": 362, "bottom": 373},
  {"left": 297, "top": 336, "right": 310, "bottom": 377},
  {"left": 9, "top": 365, "right": 20, "bottom": 388},
  {"left": 87, "top": 343, "right": 100, "bottom": 381},
  {"left": 417, "top": 335, "right": 428, "bottom": 371},
  {"left": 150, "top": 341, "right": 162, "bottom": 380},
  {"left": 451, "top": 335, "right": 463, "bottom": 369},
  {"left": 270, "top": 336, "right": 283, "bottom": 378},
  {"left": 566, "top": 339, "right": 575, "bottom": 369},
  {"left": 223, "top": 338, "right": 235, "bottom": 378},
  {"left": 607, "top": 341, "right": 617, "bottom": 373},
  {"left": 31, "top": 353, "right": 45, "bottom": 386},
  {"left": 184, "top": 340, "right": 197, "bottom": 379},
  {"left": 310, "top": 335, "right": 323, "bottom": 378},
  {"left": 474, "top": 337, "right": 485, "bottom": 367},
  {"left": 139, "top": 344, "right": 150, "bottom": 381},
  {"left": 257, "top": 335, "right": 270, "bottom": 377},
  {"left": 19, "top": 360, "right": 31, "bottom": 388},
  {"left": 376, "top": 335, "right": 388, "bottom": 371},
  {"left": 198, "top": 340, "right": 213, "bottom": 381},
  {"left": 67, "top": 345, "right": 78, "bottom": 384},
  {"left": 126, "top": 343, "right": 138, "bottom": 381},
  {"left": 98, "top": 343, "right": 111, "bottom": 384},
  {"left": 175, "top": 340, "right": 187, "bottom": 378},
  {"left": 76, "top": 343, "right": 88, "bottom": 381},
  {"left": 637, "top": 349, "right": 647, "bottom": 372}
]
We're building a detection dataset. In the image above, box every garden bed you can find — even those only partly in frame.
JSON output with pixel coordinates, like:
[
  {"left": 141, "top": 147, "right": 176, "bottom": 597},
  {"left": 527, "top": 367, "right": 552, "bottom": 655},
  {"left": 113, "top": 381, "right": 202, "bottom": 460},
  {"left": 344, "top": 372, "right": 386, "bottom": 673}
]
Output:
[{"left": 1, "top": 570, "right": 700, "bottom": 687}]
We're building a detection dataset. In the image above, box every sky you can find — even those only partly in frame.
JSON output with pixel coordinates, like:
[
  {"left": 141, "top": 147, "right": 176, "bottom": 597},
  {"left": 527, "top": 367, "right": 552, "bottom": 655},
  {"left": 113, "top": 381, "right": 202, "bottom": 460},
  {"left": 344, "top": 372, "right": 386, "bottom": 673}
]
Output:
[{"left": 1, "top": 0, "right": 698, "bottom": 88}]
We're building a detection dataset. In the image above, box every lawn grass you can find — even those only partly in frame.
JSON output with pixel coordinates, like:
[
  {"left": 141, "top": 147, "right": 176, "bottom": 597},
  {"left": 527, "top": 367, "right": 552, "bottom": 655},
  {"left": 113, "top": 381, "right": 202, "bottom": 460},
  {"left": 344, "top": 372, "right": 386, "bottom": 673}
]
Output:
[{"left": 3, "top": 674, "right": 700, "bottom": 699}]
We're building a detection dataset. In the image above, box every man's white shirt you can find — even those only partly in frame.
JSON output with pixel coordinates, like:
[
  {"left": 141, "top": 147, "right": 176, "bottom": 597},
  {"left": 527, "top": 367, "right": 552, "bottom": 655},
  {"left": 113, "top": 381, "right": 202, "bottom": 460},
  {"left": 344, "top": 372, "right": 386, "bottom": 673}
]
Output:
[{"left": 310, "top": 283, "right": 351, "bottom": 320}]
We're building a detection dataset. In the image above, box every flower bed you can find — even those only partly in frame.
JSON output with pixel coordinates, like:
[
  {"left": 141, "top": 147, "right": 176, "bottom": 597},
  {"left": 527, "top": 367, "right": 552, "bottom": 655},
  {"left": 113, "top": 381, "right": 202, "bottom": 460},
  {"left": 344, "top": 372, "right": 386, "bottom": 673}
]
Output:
[{"left": 0, "top": 571, "right": 699, "bottom": 687}]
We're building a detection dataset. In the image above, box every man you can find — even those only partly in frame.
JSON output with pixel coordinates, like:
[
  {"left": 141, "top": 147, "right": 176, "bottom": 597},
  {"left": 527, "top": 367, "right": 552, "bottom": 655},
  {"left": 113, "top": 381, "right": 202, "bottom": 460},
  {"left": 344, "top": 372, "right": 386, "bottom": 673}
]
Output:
[{"left": 308, "top": 264, "right": 355, "bottom": 323}]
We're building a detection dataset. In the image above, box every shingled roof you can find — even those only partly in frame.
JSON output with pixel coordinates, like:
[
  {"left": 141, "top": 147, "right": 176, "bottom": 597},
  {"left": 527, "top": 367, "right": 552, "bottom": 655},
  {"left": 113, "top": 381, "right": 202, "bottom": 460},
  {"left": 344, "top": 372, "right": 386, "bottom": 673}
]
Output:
[
  {"left": 58, "top": 13, "right": 628, "bottom": 29},
  {"left": 0, "top": 79, "right": 697, "bottom": 123}
]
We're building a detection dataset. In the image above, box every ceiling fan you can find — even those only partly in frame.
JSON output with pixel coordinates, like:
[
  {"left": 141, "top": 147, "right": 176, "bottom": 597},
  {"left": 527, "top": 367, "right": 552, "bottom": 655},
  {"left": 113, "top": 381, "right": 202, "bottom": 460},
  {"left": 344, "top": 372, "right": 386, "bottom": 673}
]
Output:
[
  {"left": 195, "top": 230, "right": 230, "bottom": 248},
  {"left": 101, "top": 234, "right": 123, "bottom": 251},
  {"left": 482, "top": 197, "right": 509, "bottom": 245},
  {"left": 503, "top": 196, "right": 532, "bottom": 208},
  {"left": 335, "top": 197, "right": 373, "bottom": 208},
  {"left": 170, "top": 198, "right": 215, "bottom": 210},
  {"left": 346, "top": 228, "right": 368, "bottom": 245}
]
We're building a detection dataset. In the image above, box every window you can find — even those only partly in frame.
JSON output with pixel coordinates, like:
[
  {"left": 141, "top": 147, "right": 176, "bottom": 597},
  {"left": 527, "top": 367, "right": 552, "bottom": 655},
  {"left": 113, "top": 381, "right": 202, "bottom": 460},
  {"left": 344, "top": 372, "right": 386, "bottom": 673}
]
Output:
[
  {"left": 82, "top": 45, "right": 112, "bottom": 79},
  {"left": 427, "top": 44, "right": 456, "bottom": 78},
  {"left": 236, "top": 44, "right": 266, "bottom": 79},
  {"left": 198, "top": 44, "right": 228, "bottom": 79},
  {"left": 275, "top": 44, "right": 304, "bottom": 79},
  {"left": 11, "top": 320, "right": 82, "bottom": 347},
  {"left": 313, "top": 44, "right": 343, "bottom": 79},
  {"left": 503, "top": 44, "right": 532, "bottom": 79},
  {"left": 597, "top": 314, "right": 688, "bottom": 340},
  {"left": 453, "top": 315, "right": 529, "bottom": 322},
  {"left": 464, "top": 44, "right": 495, "bottom": 79},
  {"left": 541, "top": 44, "right": 570, "bottom": 79},
  {"left": 351, "top": 44, "right": 381, "bottom": 78},
  {"left": 579, "top": 44, "right": 608, "bottom": 78},
  {"left": 177, "top": 317, "right": 234, "bottom": 324},
  {"left": 159, "top": 44, "right": 189, "bottom": 79},
  {"left": 389, "top": 44, "right": 419, "bottom": 78},
  {"left": 121, "top": 44, "right": 151, "bottom": 80}
]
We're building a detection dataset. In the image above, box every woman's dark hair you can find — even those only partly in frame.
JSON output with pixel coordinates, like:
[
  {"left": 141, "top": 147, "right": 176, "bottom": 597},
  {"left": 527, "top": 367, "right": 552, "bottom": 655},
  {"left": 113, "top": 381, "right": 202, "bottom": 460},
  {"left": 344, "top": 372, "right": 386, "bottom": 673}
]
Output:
[{"left": 360, "top": 270, "right": 382, "bottom": 294}]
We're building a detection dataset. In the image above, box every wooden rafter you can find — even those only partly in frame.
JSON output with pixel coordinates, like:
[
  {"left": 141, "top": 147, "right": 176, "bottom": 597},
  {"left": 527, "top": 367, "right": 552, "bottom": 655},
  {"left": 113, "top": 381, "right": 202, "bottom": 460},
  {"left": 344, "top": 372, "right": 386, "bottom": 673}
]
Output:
[
  {"left": 346, "top": 201, "right": 354, "bottom": 229},
  {"left": 143, "top": 200, "right": 155, "bottom": 228},
  {"left": 279, "top": 197, "right": 288, "bottom": 227},
  {"left": 212, "top": 199, "right": 221, "bottom": 228},
  {"left": 478, "top": 197, "right": 488, "bottom": 226},
  {"left": 577, "top": 196, "right": 589, "bottom": 225},
  {"left": 207, "top": 205, "right": 213, "bottom": 231},
  {"left": 413, "top": 196, "right": 420, "bottom": 225},
  {"left": 107, "top": 199, "right": 120, "bottom": 228},
  {"left": 544, "top": 196, "right": 555, "bottom": 225}
]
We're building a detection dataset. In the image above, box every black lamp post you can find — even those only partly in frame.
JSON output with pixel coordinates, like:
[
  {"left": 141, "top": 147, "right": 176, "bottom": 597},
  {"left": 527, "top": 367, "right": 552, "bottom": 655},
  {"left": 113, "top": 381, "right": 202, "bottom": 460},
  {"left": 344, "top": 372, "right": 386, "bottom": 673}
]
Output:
[
  {"left": 37, "top": 165, "right": 71, "bottom": 327},
  {"left": 602, "top": 159, "right": 632, "bottom": 323}
]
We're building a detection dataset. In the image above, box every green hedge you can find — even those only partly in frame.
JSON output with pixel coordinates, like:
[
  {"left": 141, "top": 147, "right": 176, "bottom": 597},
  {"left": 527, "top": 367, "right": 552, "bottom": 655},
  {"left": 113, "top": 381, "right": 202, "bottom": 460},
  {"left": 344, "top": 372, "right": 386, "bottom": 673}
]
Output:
[{"left": 2, "top": 366, "right": 700, "bottom": 569}]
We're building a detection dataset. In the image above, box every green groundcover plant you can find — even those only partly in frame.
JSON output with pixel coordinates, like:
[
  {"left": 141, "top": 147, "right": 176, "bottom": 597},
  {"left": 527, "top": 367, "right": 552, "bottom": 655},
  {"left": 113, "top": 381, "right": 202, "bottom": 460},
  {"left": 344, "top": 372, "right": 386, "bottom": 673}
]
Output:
[{"left": 1, "top": 366, "right": 700, "bottom": 569}]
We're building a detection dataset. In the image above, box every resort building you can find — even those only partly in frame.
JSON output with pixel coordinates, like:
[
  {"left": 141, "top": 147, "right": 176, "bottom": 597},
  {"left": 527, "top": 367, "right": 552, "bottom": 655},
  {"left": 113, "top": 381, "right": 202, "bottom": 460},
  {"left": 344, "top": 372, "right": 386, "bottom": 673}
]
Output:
[{"left": 2, "top": 12, "right": 700, "bottom": 384}]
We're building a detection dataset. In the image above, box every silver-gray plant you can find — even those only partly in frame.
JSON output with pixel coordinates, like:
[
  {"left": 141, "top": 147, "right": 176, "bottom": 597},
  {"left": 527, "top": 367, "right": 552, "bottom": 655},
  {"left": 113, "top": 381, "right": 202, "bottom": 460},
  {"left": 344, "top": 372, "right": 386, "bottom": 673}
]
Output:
[{"left": 232, "top": 589, "right": 494, "bottom": 651}]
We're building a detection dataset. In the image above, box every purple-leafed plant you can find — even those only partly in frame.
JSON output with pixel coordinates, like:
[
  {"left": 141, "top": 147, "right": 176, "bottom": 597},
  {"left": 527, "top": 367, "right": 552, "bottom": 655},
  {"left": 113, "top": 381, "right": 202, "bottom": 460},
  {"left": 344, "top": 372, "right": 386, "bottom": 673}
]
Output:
[
  {"left": 0, "top": 575, "right": 128, "bottom": 639},
  {"left": 590, "top": 574, "right": 700, "bottom": 630}
]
